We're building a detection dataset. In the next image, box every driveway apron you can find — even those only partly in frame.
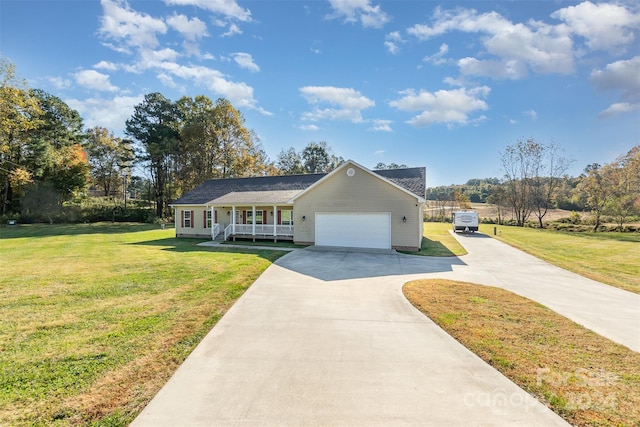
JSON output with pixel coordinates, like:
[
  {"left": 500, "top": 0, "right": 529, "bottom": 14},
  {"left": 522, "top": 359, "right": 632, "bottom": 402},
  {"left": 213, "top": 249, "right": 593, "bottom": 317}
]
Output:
[{"left": 132, "top": 248, "right": 568, "bottom": 426}]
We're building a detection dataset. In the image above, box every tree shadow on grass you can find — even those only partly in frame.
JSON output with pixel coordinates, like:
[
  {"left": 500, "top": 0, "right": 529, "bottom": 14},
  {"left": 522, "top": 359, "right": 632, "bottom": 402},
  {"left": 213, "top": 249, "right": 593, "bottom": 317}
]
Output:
[
  {"left": 0, "top": 222, "right": 161, "bottom": 239},
  {"left": 132, "top": 238, "right": 286, "bottom": 262}
]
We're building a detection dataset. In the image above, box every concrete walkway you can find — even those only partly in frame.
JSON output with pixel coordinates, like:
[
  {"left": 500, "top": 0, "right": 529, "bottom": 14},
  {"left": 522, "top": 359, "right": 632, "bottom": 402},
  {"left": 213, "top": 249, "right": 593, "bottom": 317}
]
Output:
[{"left": 132, "top": 244, "right": 573, "bottom": 426}]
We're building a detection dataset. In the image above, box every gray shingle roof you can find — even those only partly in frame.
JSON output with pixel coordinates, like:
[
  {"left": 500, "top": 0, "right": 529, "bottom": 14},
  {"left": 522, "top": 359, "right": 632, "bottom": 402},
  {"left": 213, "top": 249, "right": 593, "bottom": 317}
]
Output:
[
  {"left": 171, "top": 166, "right": 425, "bottom": 205},
  {"left": 208, "top": 190, "right": 301, "bottom": 205}
]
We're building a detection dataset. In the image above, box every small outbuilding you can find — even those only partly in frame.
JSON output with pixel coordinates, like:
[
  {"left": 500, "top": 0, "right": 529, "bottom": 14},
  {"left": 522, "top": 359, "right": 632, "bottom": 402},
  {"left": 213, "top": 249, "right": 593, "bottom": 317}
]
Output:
[{"left": 170, "top": 160, "right": 426, "bottom": 251}]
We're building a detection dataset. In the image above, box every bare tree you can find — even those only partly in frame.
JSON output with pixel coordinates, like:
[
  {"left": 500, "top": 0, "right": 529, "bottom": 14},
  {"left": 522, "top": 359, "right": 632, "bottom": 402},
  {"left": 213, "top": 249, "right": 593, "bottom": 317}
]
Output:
[
  {"left": 530, "top": 142, "right": 572, "bottom": 228},
  {"left": 501, "top": 138, "right": 570, "bottom": 227}
]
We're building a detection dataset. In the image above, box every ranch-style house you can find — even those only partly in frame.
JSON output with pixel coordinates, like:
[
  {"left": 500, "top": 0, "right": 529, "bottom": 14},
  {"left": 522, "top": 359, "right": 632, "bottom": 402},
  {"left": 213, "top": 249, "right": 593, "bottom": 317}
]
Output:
[{"left": 170, "top": 160, "right": 426, "bottom": 251}]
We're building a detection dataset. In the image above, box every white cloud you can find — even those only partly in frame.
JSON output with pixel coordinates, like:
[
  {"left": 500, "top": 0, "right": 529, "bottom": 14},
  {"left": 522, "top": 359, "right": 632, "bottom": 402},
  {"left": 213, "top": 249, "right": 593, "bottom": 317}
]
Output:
[
  {"left": 523, "top": 110, "right": 538, "bottom": 120},
  {"left": 389, "top": 86, "right": 490, "bottom": 127},
  {"left": 591, "top": 56, "right": 640, "bottom": 98},
  {"left": 47, "top": 76, "right": 71, "bottom": 89},
  {"left": 99, "top": 0, "right": 167, "bottom": 50},
  {"left": 220, "top": 22, "right": 242, "bottom": 37},
  {"left": 232, "top": 52, "right": 260, "bottom": 72},
  {"left": 384, "top": 31, "right": 403, "bottom": 54},
  {"left": 157, "top": 62, "right": 270, "bottom": 114},
  {"left": 94, "top": 60, "right": 118, "bottom": 71},
  {"left": 407, "top": 7, "right": 574, "bottom": 78},
  {"left": 374, "top": 149, "right": 385, "bottom": 156},
  {"left": 368, "top": 119, "right": 392, "bottom": 132},
  {"left": 551, "top": 1, "right": 640, "bottom": 51},
  {"left": 423, "top": 43, "right": 449, "bottom": 65},
  {"left": 137, "top": 47, "right": 181, "bottom": 70},
  {"left": 299, "top": 124, "right": 320, "bottom": 131},
  {"left": 300, "top": 86, "right": 375, "bottom": 123},
  {"left": 591, "top": 56, "right": 640, "bottom": 117},
  {"left": 166, "top": 14, "right": 208, "bottom": 41},
  {"left": 598, "top": 102, "right": 640, "bottom": 118},
  {"left": 458, "top": 57, "right": 529, "bottom": 80},
  {"left": 164, "top": 0, "right": 252, "bottom": 22},
  {"left": 66, "top": 95, "right": 144, "bottom": 133},
  {"left": 327, "top": 0, "right": 390, "bottom": 28},
  {"left": 95, "top": 0, "right": 267, "bottom": 116},
  {"left": 75, "top": 70, "right": 118, "bottom": 92}
]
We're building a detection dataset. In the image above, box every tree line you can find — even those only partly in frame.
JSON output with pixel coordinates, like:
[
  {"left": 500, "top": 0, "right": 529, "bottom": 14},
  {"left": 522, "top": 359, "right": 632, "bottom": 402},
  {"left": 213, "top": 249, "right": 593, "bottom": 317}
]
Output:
[
  {"left": 428, "top": 139, "right": 640, "bottom": 231},
  {"left": 1, "top": 58, "right": 352, "bottom": 221}
]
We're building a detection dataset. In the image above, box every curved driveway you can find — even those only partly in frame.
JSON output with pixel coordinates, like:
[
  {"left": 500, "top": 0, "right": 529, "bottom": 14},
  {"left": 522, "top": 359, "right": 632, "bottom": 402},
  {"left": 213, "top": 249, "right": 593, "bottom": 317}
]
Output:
[{"left": 132, "top": 235, "right": 638, "bottom": 426}]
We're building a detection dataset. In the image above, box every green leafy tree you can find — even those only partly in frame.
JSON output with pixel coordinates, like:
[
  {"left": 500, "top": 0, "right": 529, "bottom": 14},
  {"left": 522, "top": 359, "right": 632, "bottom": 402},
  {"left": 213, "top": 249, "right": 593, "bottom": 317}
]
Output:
[
  {"left": 175, "top": 96, "right": 272, "bottom": 195},
  {"left": 276, "top": 147, "right": 305, "bottom": 175},
  {"left": 126, "top": 93, "right": 180, "bottom": 217},
  {"left": 454, "top": 190, "right": 471, "bottom": 210},
  {"left": 27, "top": 90, "right": 88, "bottom": 203},
  {"left": 374, "top": 162, "right": 408, "bottom": 169},
  {"left": 302, "top": 141, "right": 343, "bottom": 173},
  {"left": 577, "top": 163, "right": 613, "bottom": 232},
  {"left": 84, "top": 126, "right": 134, "bottom": 197},
  {"left": 0, "top": 58, "right": 42, "bottom": 214},
  {"left": 607, "top": 146, "right": 640, "bottom": 231}
]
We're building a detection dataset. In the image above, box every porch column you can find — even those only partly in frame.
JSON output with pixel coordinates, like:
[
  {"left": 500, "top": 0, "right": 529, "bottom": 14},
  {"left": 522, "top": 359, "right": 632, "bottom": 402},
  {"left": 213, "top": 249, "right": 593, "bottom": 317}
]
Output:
[
  {"left": 232, "top": 206, "right": 236, "bottom": 234},
  {"left": 210, "top": 206, "right": 214, "bottom": 240},
  {"left": 273, "top": 205, "right": 277, "bottom": 238},
  {"left": 252, "top": 205, "right": 256, "bottom": 236}
]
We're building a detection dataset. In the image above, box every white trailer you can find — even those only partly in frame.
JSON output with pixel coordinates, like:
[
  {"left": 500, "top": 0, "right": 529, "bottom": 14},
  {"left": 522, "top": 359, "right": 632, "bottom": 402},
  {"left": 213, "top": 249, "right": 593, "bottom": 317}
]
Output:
[{"left": 452, "top": 211, "right": 479, "bottom": 233}]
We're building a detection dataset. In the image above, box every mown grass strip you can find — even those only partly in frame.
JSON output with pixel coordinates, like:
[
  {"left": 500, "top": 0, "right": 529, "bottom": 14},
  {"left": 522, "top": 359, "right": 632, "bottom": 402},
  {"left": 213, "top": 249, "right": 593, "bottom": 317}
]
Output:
[
  {"left": 399, "top": 222, "right": 467, "bottom": 256},
  {"left": 0, "top": 223, "right": 284, "bottom": 426},
  {"left": 404, "top": 279, "right": 640, "bottom": 427},
  {"left": 483, "top": 225, "right": 640, "bottom": 294}
]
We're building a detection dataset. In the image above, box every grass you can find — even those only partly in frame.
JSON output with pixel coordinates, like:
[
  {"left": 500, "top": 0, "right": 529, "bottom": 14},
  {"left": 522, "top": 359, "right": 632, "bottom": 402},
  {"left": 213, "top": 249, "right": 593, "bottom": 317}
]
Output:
[
  {"left": 0, "top": 223, "right": 285, "bottom": 426},
  {"left": 404, "top": 279, "right": 640, "bottom": 427},
  {"left": 399, "top": 222, "right": 467, "bottom": 256},
  {"left": 483, "top": 224, "right": 640, "bottom": 294}
]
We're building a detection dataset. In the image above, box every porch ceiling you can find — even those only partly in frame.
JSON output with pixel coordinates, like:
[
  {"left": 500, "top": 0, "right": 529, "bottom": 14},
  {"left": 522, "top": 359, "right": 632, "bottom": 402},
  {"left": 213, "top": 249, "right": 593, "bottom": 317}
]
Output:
[{"left": 206, "top": 190, "right": 300, "bottom": 206}]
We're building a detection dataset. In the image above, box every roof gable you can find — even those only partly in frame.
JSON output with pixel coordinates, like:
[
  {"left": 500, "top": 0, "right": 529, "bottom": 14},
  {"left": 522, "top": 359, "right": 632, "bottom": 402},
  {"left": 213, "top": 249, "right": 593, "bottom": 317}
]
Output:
[{"left": 288, "top": 160, "right": 426, "bottom": 203}]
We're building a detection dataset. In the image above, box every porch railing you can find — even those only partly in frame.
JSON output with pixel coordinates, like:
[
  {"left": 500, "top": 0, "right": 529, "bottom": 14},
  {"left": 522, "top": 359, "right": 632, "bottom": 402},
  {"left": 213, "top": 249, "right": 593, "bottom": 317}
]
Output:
[
  {"left": 211, "top": 223, "right": 220, "bottom": 239},
  {"left": 221, "top": 223, "right": 294, "bottom": 240}
]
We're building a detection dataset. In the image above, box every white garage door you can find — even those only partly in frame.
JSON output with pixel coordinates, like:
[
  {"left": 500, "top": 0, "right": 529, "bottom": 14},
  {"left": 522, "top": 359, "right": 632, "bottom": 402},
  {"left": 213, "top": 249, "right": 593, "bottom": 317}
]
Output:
[{"left": 315, "top": 213, "right": 391, "bottom": 249}]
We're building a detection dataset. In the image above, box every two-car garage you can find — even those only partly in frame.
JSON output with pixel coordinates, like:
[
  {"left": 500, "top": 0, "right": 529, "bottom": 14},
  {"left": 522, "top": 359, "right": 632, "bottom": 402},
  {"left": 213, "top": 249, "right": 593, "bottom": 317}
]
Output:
[{"left": 315, "top": 213, "right": 391, "bottom": 250}]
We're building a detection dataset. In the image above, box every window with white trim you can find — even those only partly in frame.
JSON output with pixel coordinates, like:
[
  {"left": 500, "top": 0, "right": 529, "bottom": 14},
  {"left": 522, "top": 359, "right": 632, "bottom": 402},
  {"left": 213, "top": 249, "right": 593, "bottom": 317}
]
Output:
[
  {"left": 206, "top": 210, "right": 213, "bottom": 228},
  {"left": 184, "top": 210, "right": 191, "bottom": 228},
  {"left": 247, "top": 210, "right": 264, "bottom": 225},
  {"left": 280, "top": 210, "right": 293, "bottom": 226}
]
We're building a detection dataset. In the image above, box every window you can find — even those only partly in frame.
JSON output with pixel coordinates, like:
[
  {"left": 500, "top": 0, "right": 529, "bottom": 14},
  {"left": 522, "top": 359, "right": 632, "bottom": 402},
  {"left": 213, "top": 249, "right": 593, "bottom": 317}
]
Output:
[
  {"left": 206, "top": 210, "right": 212, "bottom": 228},
  {"left": 246, "top": 210, "right": 264, "bottom": 225},
  {"left": 280, "top": 210, "right": 293, "bottom": 226},
  {"left": 184, "top": 210, "right": 191, "bottom": 228}
]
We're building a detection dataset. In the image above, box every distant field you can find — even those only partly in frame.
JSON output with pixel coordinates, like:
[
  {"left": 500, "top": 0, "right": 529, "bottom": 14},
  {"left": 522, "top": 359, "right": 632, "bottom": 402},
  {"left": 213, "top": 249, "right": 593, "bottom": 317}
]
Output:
[{"left": 0, "top": 223, "right": 284, "bottom": 426}]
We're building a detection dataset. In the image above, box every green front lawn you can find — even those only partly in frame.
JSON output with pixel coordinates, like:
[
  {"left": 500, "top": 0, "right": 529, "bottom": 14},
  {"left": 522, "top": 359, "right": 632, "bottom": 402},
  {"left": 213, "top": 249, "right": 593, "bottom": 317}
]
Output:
[{"left": 0, "top": 223, "right": 284, "bottom": 426}]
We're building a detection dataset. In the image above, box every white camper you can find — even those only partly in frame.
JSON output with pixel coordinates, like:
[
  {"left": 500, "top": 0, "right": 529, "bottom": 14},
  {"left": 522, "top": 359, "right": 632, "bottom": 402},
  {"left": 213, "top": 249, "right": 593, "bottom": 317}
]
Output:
[{"left": 452, "top": 211, "right": 479, "bottom": 233}]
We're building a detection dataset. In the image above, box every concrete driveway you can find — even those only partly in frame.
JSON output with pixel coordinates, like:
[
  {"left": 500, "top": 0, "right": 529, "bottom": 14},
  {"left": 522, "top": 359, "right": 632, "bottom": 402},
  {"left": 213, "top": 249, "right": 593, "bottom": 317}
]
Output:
[
  {"left": 132, "top": 244, "right": 574, "bottom": 426},
  {"left": 445, "top": 232, "right": 640, "bottom": 353}
]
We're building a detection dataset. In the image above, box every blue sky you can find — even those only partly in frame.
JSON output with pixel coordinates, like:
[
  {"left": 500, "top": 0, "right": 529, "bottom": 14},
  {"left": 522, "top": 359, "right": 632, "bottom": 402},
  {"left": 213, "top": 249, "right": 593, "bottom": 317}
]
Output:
[{"left": 1, "top": 0, "right": 639, "bottom": 187}]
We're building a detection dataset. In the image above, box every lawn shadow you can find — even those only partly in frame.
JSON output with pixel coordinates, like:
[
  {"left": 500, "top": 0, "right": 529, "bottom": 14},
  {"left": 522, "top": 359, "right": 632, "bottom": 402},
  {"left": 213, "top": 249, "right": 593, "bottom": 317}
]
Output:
[
  {"left": 0, "top": 222, "right": 161, "bottom": 239},
  {"left": 132, "top": 237, "right": 287, "bottom": 262}
]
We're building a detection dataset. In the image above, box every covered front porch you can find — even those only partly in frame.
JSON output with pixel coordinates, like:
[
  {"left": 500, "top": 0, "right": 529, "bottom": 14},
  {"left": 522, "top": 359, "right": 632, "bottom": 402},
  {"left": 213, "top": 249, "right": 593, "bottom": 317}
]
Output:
[{"left": 206, "top": 190, "right": 299, "bottom": 243}]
